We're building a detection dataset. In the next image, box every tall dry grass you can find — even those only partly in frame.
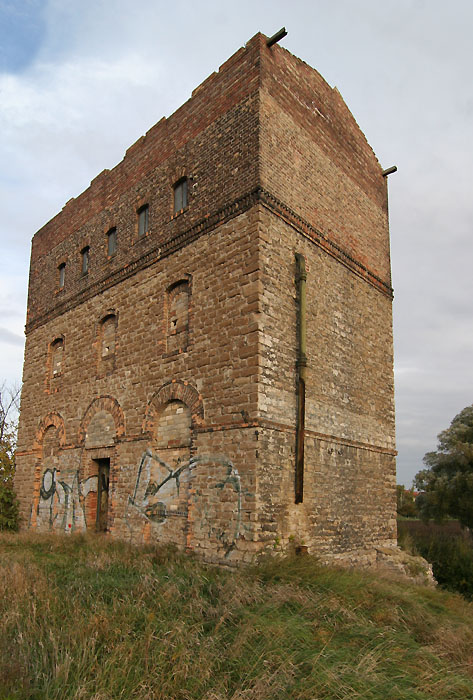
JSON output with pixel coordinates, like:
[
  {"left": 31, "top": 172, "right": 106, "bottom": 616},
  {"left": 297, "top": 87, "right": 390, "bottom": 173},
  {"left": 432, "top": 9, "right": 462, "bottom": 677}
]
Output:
[{"left": 1, "top": 532, "right": 473, "bottom": 700}]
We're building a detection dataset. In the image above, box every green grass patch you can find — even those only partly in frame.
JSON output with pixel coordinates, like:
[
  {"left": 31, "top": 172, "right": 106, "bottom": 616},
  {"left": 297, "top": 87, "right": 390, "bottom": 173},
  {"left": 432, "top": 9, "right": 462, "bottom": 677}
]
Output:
[{"left": 1, "top": 532, "right": 473, "bottom": 699}]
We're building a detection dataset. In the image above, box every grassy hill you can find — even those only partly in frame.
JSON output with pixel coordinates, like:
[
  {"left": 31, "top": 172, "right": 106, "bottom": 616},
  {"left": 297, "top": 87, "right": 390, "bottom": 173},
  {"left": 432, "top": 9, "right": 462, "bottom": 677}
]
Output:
[{"left": 1, "top": 533, "right": 472, "bottom": 700}]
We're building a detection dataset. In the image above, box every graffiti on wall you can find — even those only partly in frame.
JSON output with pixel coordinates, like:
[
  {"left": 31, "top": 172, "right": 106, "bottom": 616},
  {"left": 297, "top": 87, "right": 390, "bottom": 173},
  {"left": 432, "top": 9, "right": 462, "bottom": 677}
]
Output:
[
  {"left": 126, "top": 449, "right": 246, "bottom": 556},
  {"left": 32, "top": 467, "right": 97, "bottom": 532},
  {"left": 129, "top": 448, "right": 189, "bottom": 522},
  {"left": 31, "top": 448, "right": 247, "bottom": 556},
  {"left": 191, "top": 455, "right": 244, "bottom": 555}
]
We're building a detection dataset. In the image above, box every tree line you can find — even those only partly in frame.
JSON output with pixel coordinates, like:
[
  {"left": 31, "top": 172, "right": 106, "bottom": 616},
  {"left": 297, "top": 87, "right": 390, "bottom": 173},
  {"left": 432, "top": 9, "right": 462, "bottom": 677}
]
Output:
[{"left": 0, "top": 382, "right": 20, "bottom": 530}]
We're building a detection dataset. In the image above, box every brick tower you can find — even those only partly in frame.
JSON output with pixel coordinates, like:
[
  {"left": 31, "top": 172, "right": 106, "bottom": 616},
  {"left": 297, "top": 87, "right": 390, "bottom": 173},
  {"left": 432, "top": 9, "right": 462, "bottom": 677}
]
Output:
[{"left": 15, "top": 32, "right": 396, "bottom": 565}]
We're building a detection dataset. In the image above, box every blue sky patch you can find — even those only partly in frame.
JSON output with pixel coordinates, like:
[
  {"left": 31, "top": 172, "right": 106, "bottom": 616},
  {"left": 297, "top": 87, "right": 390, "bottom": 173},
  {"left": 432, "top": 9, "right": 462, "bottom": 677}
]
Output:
[{"left": 0, "top": 0, "right": 47, "bottom": 72}]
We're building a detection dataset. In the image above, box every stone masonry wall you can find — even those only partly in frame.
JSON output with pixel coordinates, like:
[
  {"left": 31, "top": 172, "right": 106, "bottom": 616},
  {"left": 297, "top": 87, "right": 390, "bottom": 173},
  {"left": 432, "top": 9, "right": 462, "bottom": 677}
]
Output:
[
  {"left": 259, "top": 40, "right": 391, "bottom": 286},
  {"left": 255, "top": 208, "right": 396, "bottom": 557},
  {"left": 16, "top": 32, "right": 397, "bottom": 565},
  {"left": 253, "top": 39, "right": 396, "bottom": 560},
  {"left": 16, "top": 210, "right": 261, "bottom": 562}
]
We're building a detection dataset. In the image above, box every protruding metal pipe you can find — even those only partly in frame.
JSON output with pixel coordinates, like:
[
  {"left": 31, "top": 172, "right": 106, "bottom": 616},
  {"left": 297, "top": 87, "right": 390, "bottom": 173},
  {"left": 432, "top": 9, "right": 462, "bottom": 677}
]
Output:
[
  {"left": 295, "top": 253, "right": 307, "bottom": 504},
  {"left": 267, "top": 27, "right": 287, "bottom": 47},
  {"left": 382, "top": 165, "right": 397, "bottom": 177}
]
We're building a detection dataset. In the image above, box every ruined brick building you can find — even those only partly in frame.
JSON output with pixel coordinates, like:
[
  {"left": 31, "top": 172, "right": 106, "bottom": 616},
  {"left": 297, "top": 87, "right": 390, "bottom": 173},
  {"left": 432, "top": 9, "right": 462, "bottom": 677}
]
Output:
[{"left": 15, "top": 32, "right": 397, "bottom": 565}]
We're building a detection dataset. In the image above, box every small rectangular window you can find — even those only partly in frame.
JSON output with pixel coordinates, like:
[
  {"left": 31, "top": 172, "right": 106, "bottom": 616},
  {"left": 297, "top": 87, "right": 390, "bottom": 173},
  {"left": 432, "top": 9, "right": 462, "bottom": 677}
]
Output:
[
  {"left": 173, "top": 179, "right": 188, "bottom": 214},
  {"left": 81, "top": 247, "right": 90, "bottom": 275},
  {"left": 138, "top": 205, "right": 149, "bottom": 237},
  {"left": 107, "top": 228, "right": 117, "bottom": 256},
  {"left": 58, "top": 263, "right": 66, "bottom": 289}
]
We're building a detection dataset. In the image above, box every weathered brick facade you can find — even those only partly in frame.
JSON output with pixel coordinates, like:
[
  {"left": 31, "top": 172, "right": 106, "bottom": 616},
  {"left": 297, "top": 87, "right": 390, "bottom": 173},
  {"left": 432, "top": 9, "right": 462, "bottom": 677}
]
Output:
[{"left": 15, "top": 33, "right": 397, "bottom": 565}]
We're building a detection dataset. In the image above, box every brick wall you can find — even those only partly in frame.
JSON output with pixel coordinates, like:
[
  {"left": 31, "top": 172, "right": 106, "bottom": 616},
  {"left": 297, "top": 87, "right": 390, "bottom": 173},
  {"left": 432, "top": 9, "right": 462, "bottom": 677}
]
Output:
[
  {"left": 259, "top": 40, "right": 391, "bottom": 284},
  {"left": 16, "top": 209, "right": 263, "bottom": 560},
  {"left": 26, "top": 35, "right": 266, "bottom": 331},
  {"left": 16, "top": 32, "right": 396, "bottom": 565}
]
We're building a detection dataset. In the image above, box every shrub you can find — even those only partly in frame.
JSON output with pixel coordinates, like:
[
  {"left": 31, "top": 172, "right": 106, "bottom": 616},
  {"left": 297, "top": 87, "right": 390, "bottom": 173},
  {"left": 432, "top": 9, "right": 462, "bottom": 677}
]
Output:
[
  {"left": 423, "top": 533, "right": 473, "bottom": 599},
  {"left": 0, "top": 481, "right": 19, "bottom": 531},
  {"left": 396, "top": 484, "right": 418, "bottom": 517},
  {"left": 398, "top": 520, "right": 473, "bottom": 599}
]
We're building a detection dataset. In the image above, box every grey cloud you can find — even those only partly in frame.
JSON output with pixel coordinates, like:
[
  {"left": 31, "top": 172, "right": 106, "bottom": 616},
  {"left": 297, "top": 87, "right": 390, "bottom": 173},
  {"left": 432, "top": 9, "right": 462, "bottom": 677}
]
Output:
[
  {"left": 0, "top": 327, "right": 24, "bottom": 346},
  {"left": 2, "top": 0, "right": 473, "bottom": 486}
]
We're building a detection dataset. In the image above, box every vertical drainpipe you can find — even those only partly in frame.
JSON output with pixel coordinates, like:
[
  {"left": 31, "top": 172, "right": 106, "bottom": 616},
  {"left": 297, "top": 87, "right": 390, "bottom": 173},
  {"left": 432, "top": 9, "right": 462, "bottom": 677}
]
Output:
[{"left": 295, "top": 253, "right": 307, "bottom": 504}]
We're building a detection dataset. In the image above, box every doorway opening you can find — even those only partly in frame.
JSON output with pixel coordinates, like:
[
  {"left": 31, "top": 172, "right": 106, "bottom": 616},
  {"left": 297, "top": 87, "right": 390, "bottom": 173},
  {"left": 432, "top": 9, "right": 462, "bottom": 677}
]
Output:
[{"left": 94, "top": 458, "right": 110, "bottom": 532}]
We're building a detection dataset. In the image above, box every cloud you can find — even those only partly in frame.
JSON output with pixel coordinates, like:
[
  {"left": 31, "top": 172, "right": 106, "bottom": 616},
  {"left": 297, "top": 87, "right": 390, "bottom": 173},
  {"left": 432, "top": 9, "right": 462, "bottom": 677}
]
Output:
[
  {"left": 0, "top": 327, "right": 24, "bottom": 347},
  {"left": 1, "top": 0, "right": 473, "bottom": 487}
]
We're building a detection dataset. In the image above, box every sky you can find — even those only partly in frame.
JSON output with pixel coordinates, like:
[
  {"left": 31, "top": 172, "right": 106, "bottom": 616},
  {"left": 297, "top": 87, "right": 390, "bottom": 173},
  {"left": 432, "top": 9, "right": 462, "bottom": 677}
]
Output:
[{"left": 1, "top": 0, "right": 472, "bottom": 486}]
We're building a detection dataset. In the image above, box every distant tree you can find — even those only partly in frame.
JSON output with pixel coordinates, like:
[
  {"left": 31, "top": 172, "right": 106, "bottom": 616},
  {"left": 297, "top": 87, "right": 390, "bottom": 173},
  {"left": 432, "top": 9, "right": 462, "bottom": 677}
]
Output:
[
  {"left": 415, "top": 405, "right": 473, "bottom": 529},
  {"left": 0, "top": 383, "right": 20, "bottom": 531},
  {"left": 396, "top": 484, "right": 417, "bottom": 518}
]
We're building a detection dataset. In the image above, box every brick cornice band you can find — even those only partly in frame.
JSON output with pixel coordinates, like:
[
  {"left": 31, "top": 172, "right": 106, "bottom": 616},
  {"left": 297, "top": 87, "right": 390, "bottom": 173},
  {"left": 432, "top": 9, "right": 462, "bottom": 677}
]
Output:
[{"left": 25, "top": 188, "right": 393, "bottom": 334}]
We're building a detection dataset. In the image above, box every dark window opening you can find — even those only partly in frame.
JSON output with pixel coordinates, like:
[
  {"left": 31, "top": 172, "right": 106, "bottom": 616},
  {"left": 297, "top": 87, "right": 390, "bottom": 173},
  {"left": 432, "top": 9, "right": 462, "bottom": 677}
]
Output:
[
  {"left": 81, "top": 247, "right": 89, "bottom": 275},
  {"left": 107, "top": 228, "right": 117, "bottom": 256},
  {"left": 94, "top": 458, "right": 110, "bottom": 532},
  {"left": 173, "top": 178, "right": 188, "bottom": 214},
  {"left": 58, "top": 263, "right": 66, "bottom": 289},
  {"left": 138, "top": 205, "right": 149, "bottom": 237}
]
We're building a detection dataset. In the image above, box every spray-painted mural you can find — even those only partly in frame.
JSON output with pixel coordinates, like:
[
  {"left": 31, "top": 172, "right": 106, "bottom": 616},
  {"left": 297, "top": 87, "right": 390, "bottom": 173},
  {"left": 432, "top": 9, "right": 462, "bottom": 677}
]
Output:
[
  {"left": 30, "top": 384, "right": 249, "bottom": 557},
  {"left": 32, "top": 468, "right": 97, "bottom": 532},
  {"left": 31, "top": 449, "right": 246, "bottom": 557},
  {"left": 125, "top": 449, "right": 245, "bottom": 556}
]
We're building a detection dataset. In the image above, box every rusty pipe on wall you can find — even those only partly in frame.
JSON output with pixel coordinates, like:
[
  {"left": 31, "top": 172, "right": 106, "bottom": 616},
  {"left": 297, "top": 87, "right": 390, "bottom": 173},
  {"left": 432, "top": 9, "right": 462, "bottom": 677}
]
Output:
[{"left": 295, "top": 253, "right": 307, "bottom": 504}]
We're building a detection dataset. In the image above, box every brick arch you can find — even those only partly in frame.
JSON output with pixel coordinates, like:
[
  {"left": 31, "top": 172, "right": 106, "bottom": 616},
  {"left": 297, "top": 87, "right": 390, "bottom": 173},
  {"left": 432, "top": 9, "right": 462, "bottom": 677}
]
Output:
[
  {"left": 144, "top": 380, "right": 204, "bottom": 435},
  {"left": 169, "top": 167, "right": 189, "bottom": 187},
  {"left": 166, "top": 275, "right": 191, "bottom": 293},
  {"left": 96, "top": 309, "right": 118, "bottom": 336},
  {"left": 33, "top": 412, "right": 66, "bottom": 452},
  {"left": 78, "top": 395, "right": 125, "bottom": 445}
]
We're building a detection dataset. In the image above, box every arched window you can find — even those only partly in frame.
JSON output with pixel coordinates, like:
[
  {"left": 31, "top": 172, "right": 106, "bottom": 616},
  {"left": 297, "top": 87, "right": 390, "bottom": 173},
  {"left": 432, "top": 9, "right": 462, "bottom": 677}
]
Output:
[
  {"left": 36, "top": 423, "right": 62, "bottom": 530},
  {"left": 156, "top": 400, "right": 192, "bottom": 451},
  {"left": 134, "top": 399, "right": 192, "bottom": 539},
  {"left": 166, "top": 280, "right": 189, "bottom": 353},
  {"left": 98, "top": 314, "right": 117, "bottom": 375},
  {"left": 49, "top": 338, "right": 64, "bottom": 390}
]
